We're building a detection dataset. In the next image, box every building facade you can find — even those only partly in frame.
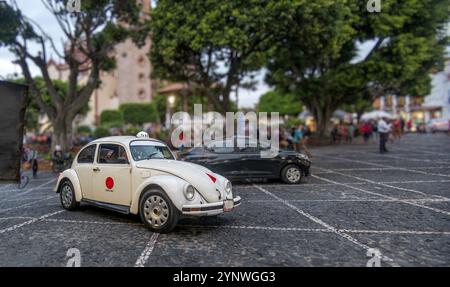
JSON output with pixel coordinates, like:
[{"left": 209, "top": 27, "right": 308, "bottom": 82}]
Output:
[
  {"left": 47, "top": 0, "right": 156, "bottom": 128},
  {"left": 374, "top": 58, "right": 450, "bottom": 125}
]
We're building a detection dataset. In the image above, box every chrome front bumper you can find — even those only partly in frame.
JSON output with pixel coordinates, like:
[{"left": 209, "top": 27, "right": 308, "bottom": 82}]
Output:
[{"left": 181, "top": 196, "right": 241, "bottom": 215}]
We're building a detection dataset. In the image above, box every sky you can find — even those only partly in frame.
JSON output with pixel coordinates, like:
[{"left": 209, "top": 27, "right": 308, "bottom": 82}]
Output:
[{"left": 0, "top": 0, "right": 375, "bottom": 109}]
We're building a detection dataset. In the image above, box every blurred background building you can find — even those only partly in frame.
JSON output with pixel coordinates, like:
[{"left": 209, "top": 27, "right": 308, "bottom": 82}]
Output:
[
  {"left": 46, "top": 0, "right": 157, "bottom": 128},
  {"left": 374, "top": 58, "right": 450, "bottom": 124}
]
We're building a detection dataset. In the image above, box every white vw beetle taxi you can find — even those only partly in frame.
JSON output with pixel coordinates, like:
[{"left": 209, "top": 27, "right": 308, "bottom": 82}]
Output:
[{"left": 54, "top": 132, "right": 241, "bottom": 233}]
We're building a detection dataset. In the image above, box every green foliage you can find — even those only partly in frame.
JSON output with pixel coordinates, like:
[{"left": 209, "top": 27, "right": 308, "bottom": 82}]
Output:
[
  {"left": 0, "top": 0, "right": 144, "bottom": 151},
  {"left": 257, "top": 90, "right": 302, "bottom": 116},
  {"left": 119, "top": 103, "right": 156, "bottom": 125},
  {"left": 76, "top": 125, "right": 92, "bottom": 135},
  {"left": 266, "top": 0, "right": 450, "bottom": 136},
  {"left": 150, "top": 0, "right": 294, "bottom": 112},
  {"left": 14, "top": 77, "right": 88, "bottom": 131},
  {"left": 284, "top": 118, "right": 304, "bottom": 128},
  {"left": 151, "top": 94, "right": 167, "bottom": 123},
  {"left": 100, "top": 110, "right": 124, "bottom": 128},
  {"left": 125, "top": 126, "right": 142, "bottom": 136},
  {"left": 94, "top": 126, "right": 110, "bottom": 138}
]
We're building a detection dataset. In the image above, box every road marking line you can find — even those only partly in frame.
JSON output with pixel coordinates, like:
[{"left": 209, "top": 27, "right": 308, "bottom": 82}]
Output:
[
  {"left": 43, "top": 218, "right": 143, "bottom": 226},
  {"left": 179, "top": 224, "right": 330, "bottom": 232},
  {"left": 314, "top": 164, "right": 449, "bottom": 201},
  {"left": 135, "top": 233, "right": 159, "bottom": 267},
  {"left": 0, "top": 210, "right": 64, "bottom": 234},
  {"left": 0, "top": 216, "right": 35, "bottom": 220},
  {"left": 332, "top": 166, "right": 450, "bottom": 171},
  {"left": 246, "top": 198, "right": 450, "bottom": 203},
  {"left": 318, "top": 153, "right": 450, "bottom": 178},
  {"left": 252, "top": 183, "right": 399, "bottom": 267},
  {"left": 0, "top": 178, "right": 56, "bottom": 200},
  {"left": 312, "top": 172, "right": 450, "bottom": 217},
  {"left": 0, "top": 184, "right": 13, "bottom": 191},
  {"left": 378, "top": 179, "right": 450, "bottom": 184},
  {"left": 0, "top": 195, "right": 57, "bottom": 213},
  {"left": 178, "top": 224, "right": 450, "bottom": 236}
]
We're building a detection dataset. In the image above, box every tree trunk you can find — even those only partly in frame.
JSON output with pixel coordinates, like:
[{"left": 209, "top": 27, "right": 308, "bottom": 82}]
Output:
[
  {"left": 51, "top": 115, "right": 73, "bottom": 152},
  {"left": 308, "top": 100, "right": 333, "bottom": 138}
]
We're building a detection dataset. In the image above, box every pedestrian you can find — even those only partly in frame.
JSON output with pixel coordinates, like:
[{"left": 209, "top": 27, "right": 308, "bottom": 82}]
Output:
[
  {"left": 331, "top": 124, "right": 339, "bottom": 144},
  {"left": 377, "top": 117, "right": 391, "bottom": 153},
  {"left": 293, "top": 125, "right": 303, "bottom": 152},
  {"left": 27, "top": 147, "right": 38, "bottom": 178},
  {"left": 301, "top": 125, "right": 312, "bottom": 158},
  {"left": 362, "top": 122, "right": 371, "bottom": 143},
  {"left": 340, "top": 124, "right": 347, "bottom": 144},
  {"left": 346, "top": 123, "right": 355, "bottom": 144}
]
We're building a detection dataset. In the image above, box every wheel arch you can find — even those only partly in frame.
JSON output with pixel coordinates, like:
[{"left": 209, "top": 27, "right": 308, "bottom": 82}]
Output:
[
  {"left": 130, "top": 175, "right": 186, "bottom": 215},
  {"left": 55, "top": 169, "right": 83, "bottom": 202}
]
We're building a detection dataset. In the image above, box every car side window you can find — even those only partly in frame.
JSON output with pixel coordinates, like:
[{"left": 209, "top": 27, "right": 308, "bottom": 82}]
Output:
[
  {"left": 77, "top": 145, "right": 96, "bottom": 164},
  {"left": 98, "top": 144, "right": 128, "bottom": 164}
]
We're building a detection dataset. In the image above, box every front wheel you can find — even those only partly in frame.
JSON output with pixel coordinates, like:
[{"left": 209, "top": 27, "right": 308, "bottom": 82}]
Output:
[
  {"left": 281, "top": 164, "right": 303, "bottom": 184},
  {"left": 139, "top": 189, "right": 179, "bottom": 233},
  {"left": 60, "top": 180, "right": 79, "bottom": 210}
]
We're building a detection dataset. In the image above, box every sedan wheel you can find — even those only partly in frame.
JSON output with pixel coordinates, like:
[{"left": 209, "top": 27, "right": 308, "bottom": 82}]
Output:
[
  {"left": 281, "top": 165, "right": 303, "bottom": 184},
  {"left": 139, "top": 189, "right": 179, "bottom": 233}
]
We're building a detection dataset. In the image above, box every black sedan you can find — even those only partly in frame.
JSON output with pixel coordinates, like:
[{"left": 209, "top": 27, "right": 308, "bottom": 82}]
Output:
[{"left": 179, "top": 138, "right": 311, "bottom": 184}]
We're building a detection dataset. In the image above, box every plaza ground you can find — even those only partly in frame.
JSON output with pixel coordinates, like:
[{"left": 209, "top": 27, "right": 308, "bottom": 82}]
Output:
[{"left": 0, "top": 133, "right": 449, "bottom": 266}]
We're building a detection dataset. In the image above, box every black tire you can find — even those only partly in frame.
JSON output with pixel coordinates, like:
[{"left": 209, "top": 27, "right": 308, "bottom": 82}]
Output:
[
  {"left": 281, "top": 164, "right": 303, "bottom": 184},
  {"left": 59, "top": 180, "right": 79, "bottom": 211},
  {"left": 139, "top": 189, "right": 179, "bottom": 233}
]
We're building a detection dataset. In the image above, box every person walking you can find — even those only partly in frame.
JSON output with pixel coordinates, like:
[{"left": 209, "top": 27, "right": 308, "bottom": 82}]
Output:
[
  {"left": 377, "top": 117, "right": 391, "bottom": 153},
  {"left": 346, "top": 123, "right": 355, "bottom": 144},
  {"left": 301, "top": 125, "right": 312, "bottom": 158},
  {"left": 293, "top": 125, "right": 303, "bottom": 152}
]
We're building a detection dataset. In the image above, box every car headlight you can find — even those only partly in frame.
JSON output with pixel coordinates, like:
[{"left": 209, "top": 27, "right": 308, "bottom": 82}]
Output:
[
  {"left": 225, "top": 181, "right": 232, "bottom": 194},
  {"left": 184, "top": 184, "right": 195, "bottom": 201}
]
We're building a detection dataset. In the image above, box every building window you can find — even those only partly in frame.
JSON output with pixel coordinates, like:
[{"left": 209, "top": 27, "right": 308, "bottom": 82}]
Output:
[
  {"left": 139, "top": 73, "right": 146, "bottom": 80},
  {"left": 138, "top": 55, "right": 146, "bottom": 66},
  {"left": 138, "top": 89, "right": 146, "bottom": 99}
]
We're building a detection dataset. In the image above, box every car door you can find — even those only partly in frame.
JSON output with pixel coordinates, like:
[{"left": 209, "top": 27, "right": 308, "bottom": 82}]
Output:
[
  {"left": 73, "top": 144, "right": 97, "bottom": 199},
  {"left": 237, "top": 140, "right": 279, "bottom": 177},
  {"left": 204, "top": 139, "right": 244, "bottom": 177},
  {"left": 91, "top": 143, "right": 132, "bottom": 206}
]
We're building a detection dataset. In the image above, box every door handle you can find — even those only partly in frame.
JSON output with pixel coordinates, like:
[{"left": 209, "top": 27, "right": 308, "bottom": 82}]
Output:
[{"left": 93, "top": 167, "right": 100, "bottom": 172}]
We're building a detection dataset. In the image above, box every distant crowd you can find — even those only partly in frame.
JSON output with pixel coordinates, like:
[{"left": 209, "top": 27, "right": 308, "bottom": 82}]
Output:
[{"left": 331, "top": 117, "right": 406, "bottom": 145}]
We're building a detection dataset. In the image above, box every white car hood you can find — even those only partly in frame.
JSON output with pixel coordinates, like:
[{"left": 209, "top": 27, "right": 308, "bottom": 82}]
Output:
[{"left": 135, "top": 159, "right": 220, "bottom": 202}]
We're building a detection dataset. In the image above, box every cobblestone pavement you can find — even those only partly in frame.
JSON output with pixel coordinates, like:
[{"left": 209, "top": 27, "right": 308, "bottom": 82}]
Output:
[{"left": 0, "top": 133, "right": 449, "bottom": 266}]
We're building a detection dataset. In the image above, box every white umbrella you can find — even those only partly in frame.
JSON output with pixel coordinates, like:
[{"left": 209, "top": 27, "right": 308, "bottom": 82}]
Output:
[{"left": 360, "top": 110, "right": 393, "bottom": 121}]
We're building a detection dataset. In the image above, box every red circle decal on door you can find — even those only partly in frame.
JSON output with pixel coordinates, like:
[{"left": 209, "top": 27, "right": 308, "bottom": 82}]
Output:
[{"left": 105, "top": 177, "right": 114, "bottom": 189}]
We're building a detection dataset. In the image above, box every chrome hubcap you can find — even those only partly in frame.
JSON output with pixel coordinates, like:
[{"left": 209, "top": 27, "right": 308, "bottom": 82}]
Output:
[
  {"left": 144, "top": 195, "right": 169, "bottom": 228},
  {"left": 61, "top": 184, "right": 73, "bottom": 207},
  {"left": 286, "top": 167, "right": 301, "bottom": 182}
]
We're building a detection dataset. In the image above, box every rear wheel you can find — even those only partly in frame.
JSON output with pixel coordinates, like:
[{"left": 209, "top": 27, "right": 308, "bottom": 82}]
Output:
[
  {"left": 139, "top": 189, "right": 179, "bottom": 233},
  {"left": 59, "top": 180, "right": 79, "bottom": 210},
  {"left": 281, "top": 164, "right": 303, "bottom": 184}
]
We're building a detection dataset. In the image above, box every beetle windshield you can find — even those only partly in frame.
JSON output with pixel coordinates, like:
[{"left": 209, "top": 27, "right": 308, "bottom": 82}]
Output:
[{"left": 130, "top": 141, "right": 175, "bottom": 161}]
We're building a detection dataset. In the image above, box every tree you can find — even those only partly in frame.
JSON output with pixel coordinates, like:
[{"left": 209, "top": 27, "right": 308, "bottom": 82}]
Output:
[
  {"left": 14, "top": 77, "right": 88, "bottom": 132},
  {"left": 257, "top": 90, "right": 302, "bottom": 116},
  {"left": 266, "top": 0, "right": 450, "bottom": 136},
  {"left": 150, "top": 0, "right": 294, "bottom": 113},
  {"left": 0, "top": 0, "right": 144, "bottom": 151},
  {"left": 119, "top": 103, "right": 156, "bottom": 126},
  {"left": 99, "top": 110, "right": 124, "bottom": 128}
]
